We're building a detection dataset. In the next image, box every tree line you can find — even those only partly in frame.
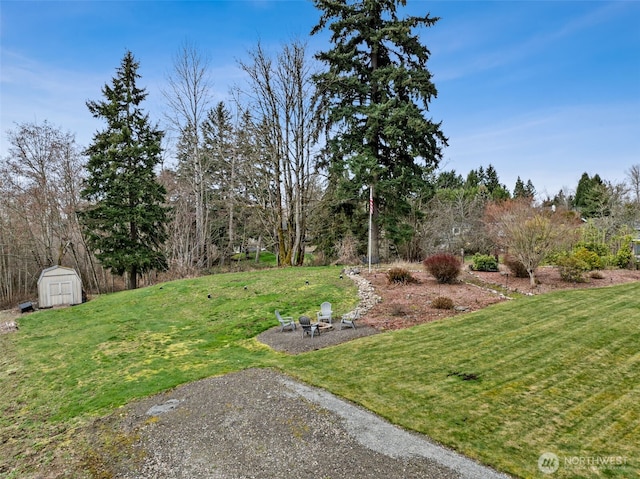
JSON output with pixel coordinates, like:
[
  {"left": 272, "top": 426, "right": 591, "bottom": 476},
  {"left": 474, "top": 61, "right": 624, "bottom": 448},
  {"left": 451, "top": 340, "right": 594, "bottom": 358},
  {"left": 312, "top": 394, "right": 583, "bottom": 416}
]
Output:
[{"left": 1, "top": 0, "right": 638, "bottom": 308}]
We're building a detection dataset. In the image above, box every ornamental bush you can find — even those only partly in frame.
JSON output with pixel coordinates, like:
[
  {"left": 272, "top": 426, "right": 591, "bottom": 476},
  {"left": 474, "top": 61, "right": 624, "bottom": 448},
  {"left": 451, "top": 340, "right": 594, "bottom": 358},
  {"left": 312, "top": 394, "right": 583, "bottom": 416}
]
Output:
[
  {"left": 573, "top": 246, "right": 603, "bottom": 270},
  {"left": 423, "top": 253, "right": 461, "bottom": 284},
  {"left": 615, "top": 236, "right": 633, "bottom": 269},
  {"left": 503, "top": 254, "right": 529, "bottom": 278},
  {"left": 431, "top": 296, "right": 454, "bottom": 310},
  {"left": 556, "top": 253, "right": 589, "bottom": 283},
  {"left": 471, "top": 253, "right": 499, "bottom": 272},
  {"left": 386, "top": 267, "right": 417, "bottom": 284}
]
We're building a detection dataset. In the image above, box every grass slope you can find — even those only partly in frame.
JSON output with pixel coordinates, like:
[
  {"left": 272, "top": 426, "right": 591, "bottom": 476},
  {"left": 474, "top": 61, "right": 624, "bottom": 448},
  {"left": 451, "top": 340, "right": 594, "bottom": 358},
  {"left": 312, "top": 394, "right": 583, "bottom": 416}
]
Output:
[
  {"left": 289, "top": 282, "right": 640, "bottom": 478},
  {"left": 0, "top": 266, "right": 355, "bottom": 476},
  {"left": 1, "top": 268, "right": 638, "bottom": 478}
]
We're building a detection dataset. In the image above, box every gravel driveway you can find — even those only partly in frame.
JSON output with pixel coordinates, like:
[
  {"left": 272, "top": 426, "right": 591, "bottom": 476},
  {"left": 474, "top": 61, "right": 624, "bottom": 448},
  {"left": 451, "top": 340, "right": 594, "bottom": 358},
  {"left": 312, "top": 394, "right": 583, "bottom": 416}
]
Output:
[{"left": 95, "top": 368, "right": 511, "bottom": 479}]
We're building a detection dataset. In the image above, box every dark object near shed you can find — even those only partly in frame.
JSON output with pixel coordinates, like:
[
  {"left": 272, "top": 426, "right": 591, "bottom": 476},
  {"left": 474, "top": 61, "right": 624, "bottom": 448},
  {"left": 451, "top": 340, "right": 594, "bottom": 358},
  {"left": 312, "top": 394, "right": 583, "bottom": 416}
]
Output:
[{"left": 19, "top": 301, "right": 34, "bottom": 313}]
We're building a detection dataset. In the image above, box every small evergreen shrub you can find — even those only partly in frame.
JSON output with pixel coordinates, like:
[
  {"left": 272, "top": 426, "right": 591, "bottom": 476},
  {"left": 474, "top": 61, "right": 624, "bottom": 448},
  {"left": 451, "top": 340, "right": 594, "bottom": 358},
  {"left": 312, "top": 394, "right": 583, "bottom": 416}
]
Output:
[
  {"left": 556, "top": 254, "right": 589, "bottom": 283},
  {"left": 386, "top": 267, "right": 417, "bottom": 284},
  {"left": 615, "top": 236, "right": 633, "bottom": 269},
  {"left": 576, "top": 241, "right": 609, "bottom": 258},
  {"left": 423, "top": 253, "right": 461, "bottom": 284},
  {"left": 471, "top": 253, "right": 499, "bottom": 272},
  {"left": 573, "top": 246, "right": 603, "bottom": 270},
  {"left": 503, "top": 255, "right": 529, "bottom": 278},
  {"left": 431, "top": 296, "right": 454, "bottom": 310}
]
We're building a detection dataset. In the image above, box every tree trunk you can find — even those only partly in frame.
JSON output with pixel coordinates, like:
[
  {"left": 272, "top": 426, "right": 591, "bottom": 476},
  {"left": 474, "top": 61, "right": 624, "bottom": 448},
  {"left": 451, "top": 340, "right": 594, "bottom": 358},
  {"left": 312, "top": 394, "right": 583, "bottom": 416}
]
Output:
[{"left": 129, "top": 265, "right": 138, "bottom": 290}]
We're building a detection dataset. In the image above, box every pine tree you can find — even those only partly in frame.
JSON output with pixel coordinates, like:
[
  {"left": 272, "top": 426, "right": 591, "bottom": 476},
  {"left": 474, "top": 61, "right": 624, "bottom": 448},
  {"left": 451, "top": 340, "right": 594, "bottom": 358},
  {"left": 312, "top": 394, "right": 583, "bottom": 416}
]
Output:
[
  {"left": 436, "top": 170, "right": 464, "bottom": 190},
  {"left": 465, "top": 169, "right": 481, "bottom": 189},
  {"left": 80, "top": 51, "right": 169, "bottom": 289},
  {"left": 202, "top": 101, "right": 238, "bottom": 263},
  {"left": 524, "top": 179, "right": 536, "bottom": 199},
  {"left": 573, "top": 172, "right": 606, "bottom": 218},
  {"left": 573, "top": 172, "right": 592, "bottom": 210},
  {"left": 513, "top": 176, "right": 526, "bottom": 199},
  {"left": 312, "top": 0, "right": 448, "bottom": 261},
  {"left": 513, "top": 176, "right": 535, "bottom": 200},
  {"left": 484, "top": 164, "right": 510, "bottom": 200},
  {"left": 484, "top": 164, "right": 500, "bottom": 192}
]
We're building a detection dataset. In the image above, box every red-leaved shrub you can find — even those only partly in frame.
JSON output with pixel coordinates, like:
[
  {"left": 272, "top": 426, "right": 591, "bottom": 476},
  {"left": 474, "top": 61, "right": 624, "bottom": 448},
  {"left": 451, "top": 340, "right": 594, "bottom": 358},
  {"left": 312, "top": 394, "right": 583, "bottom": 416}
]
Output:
[{"left": 423, "top": 253, "right": 461, "bottom": 284}]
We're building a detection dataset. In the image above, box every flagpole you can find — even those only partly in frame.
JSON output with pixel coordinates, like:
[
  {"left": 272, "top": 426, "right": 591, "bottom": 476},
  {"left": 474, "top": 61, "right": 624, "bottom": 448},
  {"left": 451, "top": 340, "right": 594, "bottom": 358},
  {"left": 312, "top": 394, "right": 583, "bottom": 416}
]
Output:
[{"left": 368, "top": 185, "right": 373, "bottom": 273}]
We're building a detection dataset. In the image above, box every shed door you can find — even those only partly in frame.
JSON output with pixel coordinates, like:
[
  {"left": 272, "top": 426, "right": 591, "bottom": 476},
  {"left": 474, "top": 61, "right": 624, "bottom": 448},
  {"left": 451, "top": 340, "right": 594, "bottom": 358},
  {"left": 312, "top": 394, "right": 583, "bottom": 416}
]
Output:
[{"left": 49, "top": 281, "right": 73, "bottom": 306}]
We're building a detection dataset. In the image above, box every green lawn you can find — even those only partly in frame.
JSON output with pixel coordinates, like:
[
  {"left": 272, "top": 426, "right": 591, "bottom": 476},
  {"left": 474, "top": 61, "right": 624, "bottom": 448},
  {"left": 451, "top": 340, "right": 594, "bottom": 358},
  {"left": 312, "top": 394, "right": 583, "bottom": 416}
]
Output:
[
  {"left": 1, "top": 267, "right": 638, "bottom": 478},
  {"left": 289, "top": 283, "right": 640, "bottom": 478}
]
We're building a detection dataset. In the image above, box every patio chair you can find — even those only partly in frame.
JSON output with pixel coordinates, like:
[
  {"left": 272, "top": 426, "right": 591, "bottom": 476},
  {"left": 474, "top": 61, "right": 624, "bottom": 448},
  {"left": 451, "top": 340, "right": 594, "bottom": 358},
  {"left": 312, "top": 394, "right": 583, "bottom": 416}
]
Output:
[
  {"left": 275, "top": 310, "right": 296, "bottom": 332},
  {"left": 340, "top": 310, "right": 360, "bottom": 330},
  {"left": 298, "top": 315, "right": 319, "bottom": 338},
  {"left": 316, "top": 302, "right": 333, "bottom": 324}
]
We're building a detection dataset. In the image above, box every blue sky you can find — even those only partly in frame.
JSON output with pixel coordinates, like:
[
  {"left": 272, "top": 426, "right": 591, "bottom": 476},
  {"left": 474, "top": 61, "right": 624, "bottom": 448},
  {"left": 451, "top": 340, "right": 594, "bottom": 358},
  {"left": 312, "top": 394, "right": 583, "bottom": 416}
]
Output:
[{"left": 1, "top": 0, "right": 639, "bottom": 198}]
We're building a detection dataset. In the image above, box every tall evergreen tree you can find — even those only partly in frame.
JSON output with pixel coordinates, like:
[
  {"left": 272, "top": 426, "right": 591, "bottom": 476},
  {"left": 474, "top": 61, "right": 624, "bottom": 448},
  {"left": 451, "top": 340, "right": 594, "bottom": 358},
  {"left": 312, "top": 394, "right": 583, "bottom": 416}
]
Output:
[
  {"left": 524, "top": 179, "right": 536, "bottom": 199},
  {"left": 484, "top": 164, "right": 500, "bottom": 192},
  {"left": 312, "top": 0, "right": 448, "bottom": 261},
  {"left": 465, "top": 169, "right": 481, "bottom": 189},
  {"left": 484, "top": 164, "right": 510, "bottom": 200},
  {"left": 80, "top": 51, "right": 169, "bottom": 289},
  {"left": 513, "top": 176, "right": 535, "bottom": 200},
  {"left": 435, "top": 169, "right": 464, "bottom": 190},
  {"left": 573, "top": 172, "right": 592, "bottom": 210},
  {"left": 202, "top": 101, "right": 238, "bottom": 263},
  {"left": 513, "top": 176, "right": 526, "bottom": 199},
  {"left": 573, "top": 172, "right": 606, "bottom": 218}
]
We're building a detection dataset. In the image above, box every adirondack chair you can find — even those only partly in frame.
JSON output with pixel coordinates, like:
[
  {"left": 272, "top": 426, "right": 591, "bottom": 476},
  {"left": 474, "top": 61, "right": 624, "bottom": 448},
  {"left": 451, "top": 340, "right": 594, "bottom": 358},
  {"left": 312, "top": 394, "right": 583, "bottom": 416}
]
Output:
[
  {"left": 316, "top": 302, "right": 333, "bottom": 324},
  {"left": 275, "top": 310, "right": 296, "bottom": 332},
  {"left": 340, "top": 310, "right": 360, "bottom": 330},
  {"left": 298, "top": 315, "right": 319, "bottom": 338}
]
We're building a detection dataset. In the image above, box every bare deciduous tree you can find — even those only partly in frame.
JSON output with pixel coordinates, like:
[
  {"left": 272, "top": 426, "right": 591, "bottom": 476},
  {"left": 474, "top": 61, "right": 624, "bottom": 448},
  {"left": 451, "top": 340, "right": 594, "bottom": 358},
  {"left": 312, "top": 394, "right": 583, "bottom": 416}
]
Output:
[
  {"left": 162, "top": 42, "right": 215, "bottom": 269},
  {"left": 626, "top": 164, "right": 640, "bottom": 211},
  {"left": 420, "top": 189, "right": 490, "bottom": 256},
  {"left": 0, "top": 121, "right": 103, "bottom": 306},
  {"left": 484, "top": 199, "right": 580, "bottom": 287},
  {"left": 236, "top": 40, "right": 321, "bottom": 266}
]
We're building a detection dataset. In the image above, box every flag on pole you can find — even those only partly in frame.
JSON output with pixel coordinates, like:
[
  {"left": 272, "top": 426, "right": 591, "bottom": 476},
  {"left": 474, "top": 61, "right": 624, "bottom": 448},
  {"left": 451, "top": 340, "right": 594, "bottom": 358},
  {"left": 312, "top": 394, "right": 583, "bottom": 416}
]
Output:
[{"left": 368, "top": 185, "right": 373, "bottom": 273}]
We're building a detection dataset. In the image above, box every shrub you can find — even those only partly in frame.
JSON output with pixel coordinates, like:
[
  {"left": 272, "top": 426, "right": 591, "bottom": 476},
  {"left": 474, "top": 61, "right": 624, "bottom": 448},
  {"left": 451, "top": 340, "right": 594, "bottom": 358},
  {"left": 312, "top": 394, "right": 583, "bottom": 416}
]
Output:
[
  {"left": 431, "top": 296, "right": 454, "bottom": 310},
  {"left": 576, "top": 241, "right": 609, "bottom": 258},
  {"left": 615, "top": 236, "right": 633, "bottom": 269},
  {"left": 423, "top": 253, "right": 461, "bottom": 284},
  {"left": 386, "top": 267, "right": 417, "bottom": 284},
  {"left": 389, "top": 302, "right": 408, "bottom": 316},
  {"left": 590, "top": 270, "right": 605, "bottom": 280},
  {"left": 573, "top": 246, "right": 603, "bottom": 270},
  {"left": 503, "top": 255, "right": 529, "bottom": 278},
  {"left": 471, "top": 253, "right": 499, "bottom": 272},
  {"left": 556, "top": 253, "right": 589, "bottom": 283}
]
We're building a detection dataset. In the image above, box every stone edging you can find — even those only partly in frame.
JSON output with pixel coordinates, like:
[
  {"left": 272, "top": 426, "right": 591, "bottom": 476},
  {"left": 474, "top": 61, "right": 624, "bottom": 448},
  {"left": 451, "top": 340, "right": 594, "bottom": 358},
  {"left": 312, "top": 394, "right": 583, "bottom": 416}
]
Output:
[{"left": 343, "top": 268, "right": 382, "bottom": 319}]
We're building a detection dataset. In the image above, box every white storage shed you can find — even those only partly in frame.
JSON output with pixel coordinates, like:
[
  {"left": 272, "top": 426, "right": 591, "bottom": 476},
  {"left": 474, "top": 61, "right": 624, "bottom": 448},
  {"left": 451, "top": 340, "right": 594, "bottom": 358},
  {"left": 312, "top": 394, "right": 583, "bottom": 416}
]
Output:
[{"left": 38, "top": 266, "right": 83, "bottom": 308}]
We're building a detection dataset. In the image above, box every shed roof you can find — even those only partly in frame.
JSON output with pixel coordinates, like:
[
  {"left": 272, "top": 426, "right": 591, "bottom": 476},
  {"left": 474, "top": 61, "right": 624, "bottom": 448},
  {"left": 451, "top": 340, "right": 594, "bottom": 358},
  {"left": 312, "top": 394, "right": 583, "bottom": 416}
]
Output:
[{"left": 38, "top": 266, "right": 81, "bottom": 282}]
